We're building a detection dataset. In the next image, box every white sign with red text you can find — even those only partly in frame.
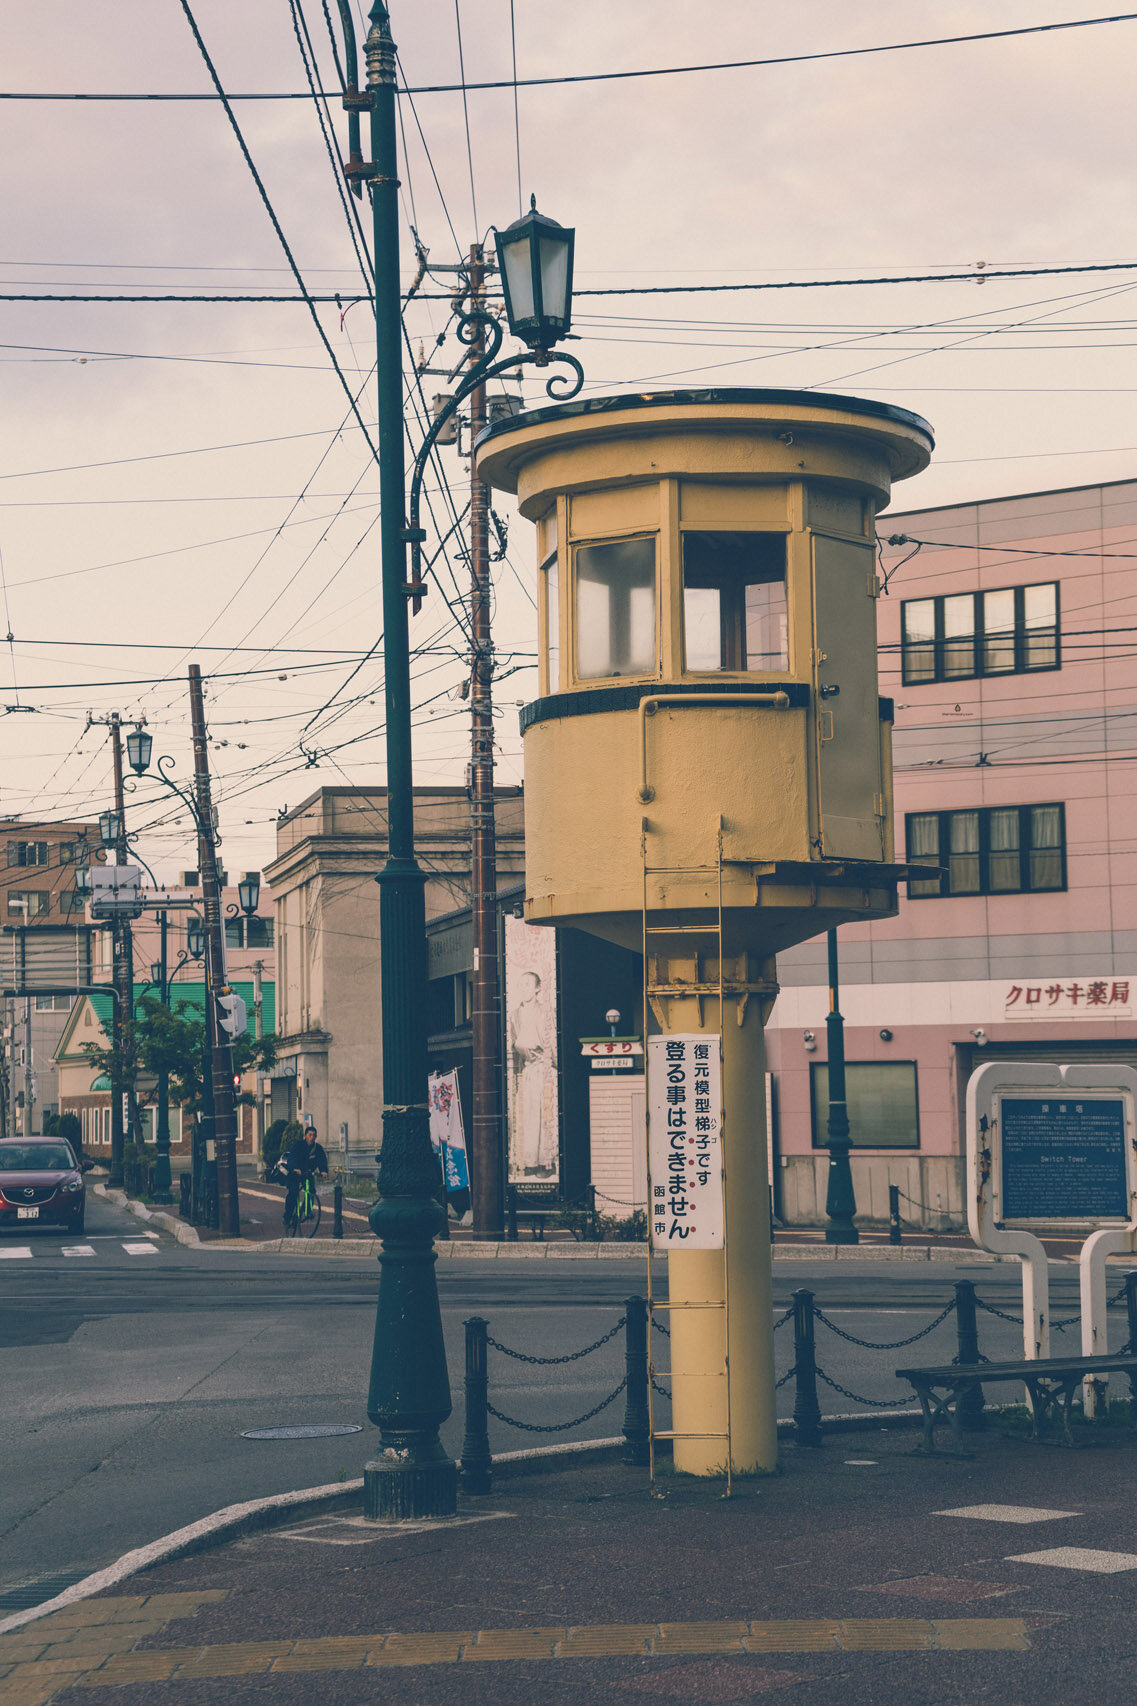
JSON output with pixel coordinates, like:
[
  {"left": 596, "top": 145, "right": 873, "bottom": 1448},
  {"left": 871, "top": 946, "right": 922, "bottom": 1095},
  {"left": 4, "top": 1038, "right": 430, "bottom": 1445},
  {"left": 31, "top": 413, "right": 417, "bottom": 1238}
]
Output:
[
  {"left": 1003, "top": 978, "right": 1131, "bottom": 1020},
  {"left": 647, "top": 1033, "right": 723, "bottom": 1251}
]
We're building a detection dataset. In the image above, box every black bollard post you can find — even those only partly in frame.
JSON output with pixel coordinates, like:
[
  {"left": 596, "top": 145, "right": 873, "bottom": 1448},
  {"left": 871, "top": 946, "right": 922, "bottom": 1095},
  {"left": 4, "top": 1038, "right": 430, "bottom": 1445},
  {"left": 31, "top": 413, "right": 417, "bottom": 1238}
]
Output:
[
  {"left": 954, "top": 1280, "right": 986, "bottom": 1430},
  {"left": 460, "top": 1316, "right": 492, "bottom": 1494},
  {"left": 792, "top": 1288, "right": 823, "bottom": 1447},
  {"left": 1124, "top": 1272, "right": 1137, "bottom": 1409},
  {"left": 888, "top": 1184, "right": 902, "bottom": 1246},
  {"left": 333, "top": 1182, "right": 343, "bottom": 1240},
  {"left": 622, "top": 1296, "right": 650, "bottom": 1466}
]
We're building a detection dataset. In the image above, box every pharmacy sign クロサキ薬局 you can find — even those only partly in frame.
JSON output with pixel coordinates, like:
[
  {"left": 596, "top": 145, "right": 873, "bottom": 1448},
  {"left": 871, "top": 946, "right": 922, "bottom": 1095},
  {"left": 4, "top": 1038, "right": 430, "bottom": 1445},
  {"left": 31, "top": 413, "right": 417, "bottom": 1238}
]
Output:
[{"left": 1003, "top": 979, "right": 1131, "bottom": 1020}]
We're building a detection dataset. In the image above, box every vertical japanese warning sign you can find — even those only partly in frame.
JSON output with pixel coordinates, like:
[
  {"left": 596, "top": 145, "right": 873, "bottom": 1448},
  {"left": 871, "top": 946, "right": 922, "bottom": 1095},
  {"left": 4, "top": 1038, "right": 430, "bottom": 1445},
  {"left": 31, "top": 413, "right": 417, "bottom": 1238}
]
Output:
[{"left": 647, "top": 1033, "right": 724, "bottom": 1250}]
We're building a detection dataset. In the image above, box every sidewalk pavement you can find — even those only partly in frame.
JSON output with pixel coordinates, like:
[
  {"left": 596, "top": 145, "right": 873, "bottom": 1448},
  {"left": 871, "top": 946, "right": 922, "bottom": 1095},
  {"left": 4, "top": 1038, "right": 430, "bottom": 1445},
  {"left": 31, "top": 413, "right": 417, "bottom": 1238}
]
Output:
[{"left": 4, "top": 1422, "right": 1137, "bottom": 1706}]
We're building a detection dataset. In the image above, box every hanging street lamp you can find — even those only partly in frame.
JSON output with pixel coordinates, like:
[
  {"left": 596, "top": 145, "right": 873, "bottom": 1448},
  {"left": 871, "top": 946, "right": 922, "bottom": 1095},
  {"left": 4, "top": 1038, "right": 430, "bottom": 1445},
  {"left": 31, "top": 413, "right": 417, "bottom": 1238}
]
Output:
[
  {"left": 494, "top": 198, "right": 575, "bottom": 354},
  {"left": 237, "top": 871, "right": 261, "bottom": 916},
  {"left": 98, "top": 810, "right": 123, "bottom": 850},
  {"left": 126, "top": 725, "right": 153, "bottom": 776}
]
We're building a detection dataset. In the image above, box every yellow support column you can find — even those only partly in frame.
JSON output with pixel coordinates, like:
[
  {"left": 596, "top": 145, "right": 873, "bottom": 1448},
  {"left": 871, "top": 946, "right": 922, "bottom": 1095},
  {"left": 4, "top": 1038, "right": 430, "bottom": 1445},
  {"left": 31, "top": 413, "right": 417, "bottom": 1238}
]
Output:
[{"left": 662, "top": 984, "right": 777, "bottom": 1475}]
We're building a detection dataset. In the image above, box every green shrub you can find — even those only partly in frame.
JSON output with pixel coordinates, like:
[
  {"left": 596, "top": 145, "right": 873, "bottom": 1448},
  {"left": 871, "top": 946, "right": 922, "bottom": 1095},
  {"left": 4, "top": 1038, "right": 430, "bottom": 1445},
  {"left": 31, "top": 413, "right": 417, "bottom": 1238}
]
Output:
[{"left": 262, "top": 1118, "right": 290, "bottom": 1175}]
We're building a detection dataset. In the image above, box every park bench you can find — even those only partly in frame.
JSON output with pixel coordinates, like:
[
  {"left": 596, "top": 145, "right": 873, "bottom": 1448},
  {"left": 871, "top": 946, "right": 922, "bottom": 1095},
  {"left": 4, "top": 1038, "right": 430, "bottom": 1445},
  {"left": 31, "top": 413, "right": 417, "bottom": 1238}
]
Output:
[{"left": 895, "top": 1353, "right": 1137, "bottom": 1455}]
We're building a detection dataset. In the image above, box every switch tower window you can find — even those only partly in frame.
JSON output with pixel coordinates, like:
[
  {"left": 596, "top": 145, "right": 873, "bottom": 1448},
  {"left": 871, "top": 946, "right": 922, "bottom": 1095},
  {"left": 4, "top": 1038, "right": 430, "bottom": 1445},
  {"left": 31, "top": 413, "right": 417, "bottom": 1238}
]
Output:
[
  {"left": 682, "top": 532, "right": 788, "bottom": 672},
  {"left": 575, "top": 535, "right": 656, "bottom": 679}
]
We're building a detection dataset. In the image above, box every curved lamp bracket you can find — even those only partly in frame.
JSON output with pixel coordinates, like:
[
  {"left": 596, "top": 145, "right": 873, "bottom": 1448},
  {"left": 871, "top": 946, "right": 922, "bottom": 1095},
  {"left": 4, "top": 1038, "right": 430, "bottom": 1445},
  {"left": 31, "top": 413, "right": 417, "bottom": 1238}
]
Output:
[{"left": 405, "top": 307, "right": 584, "bottom": 610}]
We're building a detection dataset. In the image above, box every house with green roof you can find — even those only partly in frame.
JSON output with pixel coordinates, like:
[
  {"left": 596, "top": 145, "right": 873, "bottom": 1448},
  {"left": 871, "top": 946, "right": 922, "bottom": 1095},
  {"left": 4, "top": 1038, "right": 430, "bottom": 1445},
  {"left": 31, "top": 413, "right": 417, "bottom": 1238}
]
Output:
[{"left": 54, "top": 979, "right": 274, "bottom": 1161}]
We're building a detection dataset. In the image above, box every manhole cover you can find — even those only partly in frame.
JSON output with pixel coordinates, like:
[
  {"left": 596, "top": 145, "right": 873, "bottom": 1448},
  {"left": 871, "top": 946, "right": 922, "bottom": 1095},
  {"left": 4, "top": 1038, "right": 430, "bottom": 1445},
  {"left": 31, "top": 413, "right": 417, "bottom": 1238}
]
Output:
[{"left": 241, "top": 1424, "right": 364, "bottom": 1441}]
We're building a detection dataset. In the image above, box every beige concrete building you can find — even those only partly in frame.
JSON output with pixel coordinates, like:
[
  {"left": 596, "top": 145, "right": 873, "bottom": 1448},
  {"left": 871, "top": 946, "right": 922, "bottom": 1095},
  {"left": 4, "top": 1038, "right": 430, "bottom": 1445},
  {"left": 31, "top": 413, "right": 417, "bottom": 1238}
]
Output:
[{"left": 265, "top": 787, "right": 525, "bottom": 1173}]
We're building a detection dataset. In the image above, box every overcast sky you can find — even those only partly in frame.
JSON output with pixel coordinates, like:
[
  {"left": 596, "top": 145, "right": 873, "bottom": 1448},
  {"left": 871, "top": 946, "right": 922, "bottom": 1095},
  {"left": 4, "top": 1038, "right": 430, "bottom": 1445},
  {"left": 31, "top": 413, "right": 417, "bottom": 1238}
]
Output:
[{"left": 1, "top": 2, "right": 1134, "bottom": 879}]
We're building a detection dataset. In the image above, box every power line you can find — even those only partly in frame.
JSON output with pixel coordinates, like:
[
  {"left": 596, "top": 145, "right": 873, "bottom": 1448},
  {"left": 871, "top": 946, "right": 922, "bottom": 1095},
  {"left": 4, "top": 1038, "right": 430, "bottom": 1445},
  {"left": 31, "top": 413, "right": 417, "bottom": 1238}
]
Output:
[
  {"left": 174, "top": 0, "right": 377, "bottom": 459},
  {"left": 7, "top": 261, "right": 1137, "bottom": 304},
  {"left": 5, "top": 12, "right": 1135, "bottom": 98}
]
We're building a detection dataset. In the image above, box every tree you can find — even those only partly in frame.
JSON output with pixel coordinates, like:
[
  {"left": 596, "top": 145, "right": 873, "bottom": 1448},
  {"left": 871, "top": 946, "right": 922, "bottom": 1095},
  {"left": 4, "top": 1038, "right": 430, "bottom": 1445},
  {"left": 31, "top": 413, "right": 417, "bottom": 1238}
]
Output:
[{"left": 79, "top": 996, "right": 277, "bottom": 1125}]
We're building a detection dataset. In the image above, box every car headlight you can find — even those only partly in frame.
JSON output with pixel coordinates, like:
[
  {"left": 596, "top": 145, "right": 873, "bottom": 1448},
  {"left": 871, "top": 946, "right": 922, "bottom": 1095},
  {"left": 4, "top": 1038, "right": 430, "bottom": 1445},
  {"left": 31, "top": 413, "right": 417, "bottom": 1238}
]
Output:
[{"left": 61, "top": 1177, "right": 83, "bottom": 1193}]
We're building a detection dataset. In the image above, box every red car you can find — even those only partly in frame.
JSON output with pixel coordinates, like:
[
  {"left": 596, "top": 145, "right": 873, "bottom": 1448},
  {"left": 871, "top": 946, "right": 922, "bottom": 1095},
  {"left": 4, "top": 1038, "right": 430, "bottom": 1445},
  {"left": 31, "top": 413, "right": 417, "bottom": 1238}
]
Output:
[{"left": 0, "top": 1138, "right": 91, "bottom": 1234}]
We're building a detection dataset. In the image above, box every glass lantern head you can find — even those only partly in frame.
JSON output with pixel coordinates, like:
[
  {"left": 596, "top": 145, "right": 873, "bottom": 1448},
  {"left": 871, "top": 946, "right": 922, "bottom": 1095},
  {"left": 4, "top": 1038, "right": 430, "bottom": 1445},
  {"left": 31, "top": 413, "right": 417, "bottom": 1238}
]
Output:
[
  {"left": 494, "top": 199, "right": 574, "bottom": 353},
  {"left": 238, "top": 871, "right": 261, "bottom": 916},
  {"left": 126, "top": 725, "right": 152, "bottom": 775},
  {"left": 187, "top": 916, "right": 206, "bottom": 959},
  {"left": 98, "top": 810, "right": 122, "bottom": 847}
]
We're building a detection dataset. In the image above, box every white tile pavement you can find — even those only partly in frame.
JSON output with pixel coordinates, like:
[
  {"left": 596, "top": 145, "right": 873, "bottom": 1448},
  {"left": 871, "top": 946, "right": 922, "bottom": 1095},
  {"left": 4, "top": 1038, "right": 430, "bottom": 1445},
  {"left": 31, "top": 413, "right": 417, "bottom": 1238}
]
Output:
[
  {"left": 1007, "top": 1548, "right": 1137, "bottom": 1573},
  {"left": 935, "top": 1505, "right": 1081, "bottom": 1524}
]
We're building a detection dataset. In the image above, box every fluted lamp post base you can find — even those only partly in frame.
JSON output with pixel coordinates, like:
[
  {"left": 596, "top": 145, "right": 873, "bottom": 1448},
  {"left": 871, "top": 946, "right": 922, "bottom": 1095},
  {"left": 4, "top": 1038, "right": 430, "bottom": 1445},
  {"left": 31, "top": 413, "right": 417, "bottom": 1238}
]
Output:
[{"left": 363, "top": 1450, "right": 459, "bottom": 1522}]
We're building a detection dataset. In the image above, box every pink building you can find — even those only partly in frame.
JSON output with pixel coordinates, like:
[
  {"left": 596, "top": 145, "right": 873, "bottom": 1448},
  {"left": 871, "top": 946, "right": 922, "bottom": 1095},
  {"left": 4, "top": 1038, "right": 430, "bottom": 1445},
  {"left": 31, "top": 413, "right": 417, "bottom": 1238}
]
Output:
[{"left": 765, "top": 476, "right": 1137, "bottom": 1229}]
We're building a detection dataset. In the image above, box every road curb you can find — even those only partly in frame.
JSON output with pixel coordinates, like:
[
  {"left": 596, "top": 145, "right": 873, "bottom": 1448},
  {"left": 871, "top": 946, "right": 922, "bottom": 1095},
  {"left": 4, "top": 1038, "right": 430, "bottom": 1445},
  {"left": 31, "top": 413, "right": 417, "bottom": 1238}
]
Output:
[
  {"left": 167, "top": 1234, "right": 996, "bottom": 1262},
  {"left": 0, "top": 1412, "right": 924, "bottom": 1636},
  {"left": 93, "top": 1182, "right": 202, "bottom": 1247}
]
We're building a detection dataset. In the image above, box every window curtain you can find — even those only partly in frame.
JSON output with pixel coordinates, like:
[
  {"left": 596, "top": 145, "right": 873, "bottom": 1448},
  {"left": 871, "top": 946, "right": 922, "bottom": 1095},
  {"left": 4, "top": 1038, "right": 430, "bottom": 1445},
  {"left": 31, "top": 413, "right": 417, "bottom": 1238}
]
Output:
[
  {"left": 1030, "top": 804, "right": 1063, "bottom": 889},
  {"left": 988, "top": 807, "right": 1021, "bottom": 891},
  {"left": 949, "top": 811, "right": 980, "bottom": 893}
]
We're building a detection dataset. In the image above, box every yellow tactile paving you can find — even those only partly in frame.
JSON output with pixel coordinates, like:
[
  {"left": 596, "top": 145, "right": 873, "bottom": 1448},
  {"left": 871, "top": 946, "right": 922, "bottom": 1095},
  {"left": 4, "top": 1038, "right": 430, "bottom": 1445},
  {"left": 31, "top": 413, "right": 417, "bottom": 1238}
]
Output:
[
  {"left": 745, "top": 1620, "right": 842, "bottom": 1652},
  {"left": 1, "top": 1605, "right": 1032, "bottom": 1699},
  {"left": 464, "top": 1627, "right": 564, "bottom": 1660},
  {"left": 932, "top": 1618, "right": 1031, "bottom": 1651}
]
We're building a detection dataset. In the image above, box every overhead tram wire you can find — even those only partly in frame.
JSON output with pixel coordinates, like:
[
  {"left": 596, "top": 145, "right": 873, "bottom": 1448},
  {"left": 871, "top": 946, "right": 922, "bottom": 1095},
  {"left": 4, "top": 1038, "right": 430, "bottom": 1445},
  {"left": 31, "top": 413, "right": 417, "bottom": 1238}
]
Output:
[
  {"left": 453, "top": 0, "right": 479, "bottom": 236},
  {"left": 174, "top": 0, "right": 377, "bottom": 459},
  {"left": 6, "top": 12, "right": 1136, "bottom": 98}
]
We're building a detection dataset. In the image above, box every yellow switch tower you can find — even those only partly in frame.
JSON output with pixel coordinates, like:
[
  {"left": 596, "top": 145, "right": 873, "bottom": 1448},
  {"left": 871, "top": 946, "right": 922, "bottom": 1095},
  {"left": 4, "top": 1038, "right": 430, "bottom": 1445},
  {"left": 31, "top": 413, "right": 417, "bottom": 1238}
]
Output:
[{"left": 478, "top": 388, "right": 933, "bottom": 1476}]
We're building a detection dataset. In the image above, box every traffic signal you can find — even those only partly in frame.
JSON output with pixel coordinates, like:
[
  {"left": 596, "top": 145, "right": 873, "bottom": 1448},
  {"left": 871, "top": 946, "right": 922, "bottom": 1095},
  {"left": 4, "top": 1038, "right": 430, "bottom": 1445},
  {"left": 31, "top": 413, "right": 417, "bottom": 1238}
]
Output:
[{"left": 215, "top": 989, "right": 247, "bottom": 1041}]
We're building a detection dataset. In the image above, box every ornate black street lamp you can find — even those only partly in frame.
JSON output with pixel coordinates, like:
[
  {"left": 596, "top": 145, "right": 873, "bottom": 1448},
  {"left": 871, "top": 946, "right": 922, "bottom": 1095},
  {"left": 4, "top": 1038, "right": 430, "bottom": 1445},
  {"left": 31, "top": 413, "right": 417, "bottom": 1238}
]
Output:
[{"left": 328, "top": 0, "right": 584, "bottom": 1523}]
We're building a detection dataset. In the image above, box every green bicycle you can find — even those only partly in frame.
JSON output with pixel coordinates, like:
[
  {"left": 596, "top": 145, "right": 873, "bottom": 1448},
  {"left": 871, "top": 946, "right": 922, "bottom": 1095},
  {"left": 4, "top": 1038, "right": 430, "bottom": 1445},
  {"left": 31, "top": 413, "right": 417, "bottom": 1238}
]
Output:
[{"left": 284, "top": 1175, "right": 322, "bottom": 1238}]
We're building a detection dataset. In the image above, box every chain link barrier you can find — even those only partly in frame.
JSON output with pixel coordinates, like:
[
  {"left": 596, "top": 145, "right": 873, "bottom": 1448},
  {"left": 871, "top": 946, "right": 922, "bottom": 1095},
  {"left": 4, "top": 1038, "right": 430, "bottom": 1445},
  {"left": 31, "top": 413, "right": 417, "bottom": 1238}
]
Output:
[
  {"left": 486, "top": 1317, "right": 625, "bottom": 1365},
  {"left": 814, "top": 1364, "right": 917, "bottom": 1409},
  {"left": 773, "top": 1305, "right": 793, "bottom": 1332},
  {"left": 813, "top": 1299, "right": 955, "bottom": 1350},
  {"left": 652, "top": 1315, "right": 670, "bottom": 1337},
  {"left": 651, "top": 1373, "right": 671, "bottom": 1398},
  {"left": 775, "top": 1364, "right": 796, "bottom": 1389},
  {"left": 486, "top": 1377, "right": 628, "bottom": 1434},
  {"left": 973, "top": 1297, "right": 1079, "bottom": 1330}
]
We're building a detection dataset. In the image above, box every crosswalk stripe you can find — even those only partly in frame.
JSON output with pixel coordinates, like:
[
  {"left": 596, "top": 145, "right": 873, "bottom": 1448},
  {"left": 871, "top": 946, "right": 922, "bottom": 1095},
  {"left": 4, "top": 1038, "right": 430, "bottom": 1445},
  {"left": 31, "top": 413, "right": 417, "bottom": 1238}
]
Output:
[
  {"left": 0, "top": 1246, "right": 33, "bottom": 1258},
  {"left": 122, "top": 1242, "right": 159, "bottom": 1255},
  {"left": 61, "top": 1245, "right": 96, "bottom": 1257}
]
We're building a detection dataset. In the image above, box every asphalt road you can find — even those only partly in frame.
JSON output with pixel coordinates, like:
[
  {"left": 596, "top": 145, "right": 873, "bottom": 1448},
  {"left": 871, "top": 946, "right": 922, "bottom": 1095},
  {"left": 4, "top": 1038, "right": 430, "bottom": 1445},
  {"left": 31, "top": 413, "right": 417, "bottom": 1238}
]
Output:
[{"left": 2, "top": 1193, "right": 1132, "bottom": 1610}]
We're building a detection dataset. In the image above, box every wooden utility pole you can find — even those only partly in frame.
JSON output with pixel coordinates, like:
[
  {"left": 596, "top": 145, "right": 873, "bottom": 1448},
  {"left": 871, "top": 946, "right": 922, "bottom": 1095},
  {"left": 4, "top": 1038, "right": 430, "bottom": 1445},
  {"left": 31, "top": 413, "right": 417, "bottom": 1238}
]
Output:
[
  {"left": 466, "top": 243, "right": 504, "bottom": 1238},
  {"left": 187, "top": 664, "right": 241, "bottom": 1238},
  {"left": 88, "top": 710, "right": 134, "bottom": 1185}
]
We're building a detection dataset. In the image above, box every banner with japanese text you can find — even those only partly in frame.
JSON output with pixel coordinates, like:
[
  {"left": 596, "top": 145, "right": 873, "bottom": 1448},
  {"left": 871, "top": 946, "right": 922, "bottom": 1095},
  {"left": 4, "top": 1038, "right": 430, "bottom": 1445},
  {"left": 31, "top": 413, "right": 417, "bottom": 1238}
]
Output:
[
  {"left": 428, "top": 1069, "right": 470, "bottom": 1193},
  {"left": 647, "top": 1033, "right": 723, "bottom": 1250}
]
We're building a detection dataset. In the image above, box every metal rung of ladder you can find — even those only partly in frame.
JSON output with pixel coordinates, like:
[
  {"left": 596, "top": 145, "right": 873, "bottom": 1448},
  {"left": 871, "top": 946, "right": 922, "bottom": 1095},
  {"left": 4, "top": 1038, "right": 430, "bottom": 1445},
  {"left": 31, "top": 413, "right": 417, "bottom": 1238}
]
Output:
[
  {"left": 645, "top": 922, "right": 720, "bottom": 936},
  {"left": 648, "top": 1300, "right": 725, "bottom": 1312},
  {"left": 650, "top": 1430, "right": 730, "bottom": 1441},
  {"left": 644, "top": 863, "right": 720, "bottom": 876}
]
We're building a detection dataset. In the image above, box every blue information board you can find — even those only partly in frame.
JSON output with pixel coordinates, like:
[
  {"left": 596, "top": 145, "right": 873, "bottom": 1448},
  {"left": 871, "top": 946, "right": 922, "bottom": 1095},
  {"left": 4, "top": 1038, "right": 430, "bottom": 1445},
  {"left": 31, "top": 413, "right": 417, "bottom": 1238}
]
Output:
[{"left": 1001, "top": 1096, "right": 1128, "bottom": 1219}]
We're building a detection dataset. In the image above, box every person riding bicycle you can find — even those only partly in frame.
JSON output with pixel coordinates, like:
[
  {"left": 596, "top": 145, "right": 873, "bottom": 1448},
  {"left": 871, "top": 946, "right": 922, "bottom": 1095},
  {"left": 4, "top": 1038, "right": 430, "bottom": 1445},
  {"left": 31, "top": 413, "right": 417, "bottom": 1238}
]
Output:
[{"left": 282, "top": 1125, "right": 328, "bottom": 1229}]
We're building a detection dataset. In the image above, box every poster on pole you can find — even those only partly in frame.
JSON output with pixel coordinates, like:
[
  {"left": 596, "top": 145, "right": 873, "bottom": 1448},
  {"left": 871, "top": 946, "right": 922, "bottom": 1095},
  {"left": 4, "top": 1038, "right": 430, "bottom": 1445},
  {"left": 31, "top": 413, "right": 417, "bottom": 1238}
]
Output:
[
  {"left": 504, "top": 914, "right": 560, "bottom": 1185},
  {"left": 428, "top": 1069, "right": 470, "bottom": 1193},
  {"left": 647, "top": 1033, "right": 724, "bottom": 1250}
]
